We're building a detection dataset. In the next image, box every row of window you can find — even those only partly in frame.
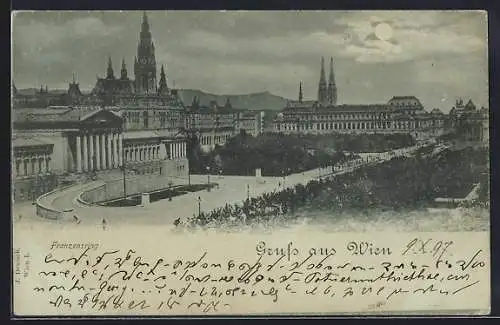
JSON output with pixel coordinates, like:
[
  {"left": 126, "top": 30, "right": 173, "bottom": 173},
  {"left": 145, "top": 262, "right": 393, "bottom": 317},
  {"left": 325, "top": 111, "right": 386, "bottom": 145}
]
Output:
[
  {"left": 286, "top": 112, "right": 392, "bottom": 121},
  {"left": 279, "top": 121, "right": 417, "bottom": 132}
]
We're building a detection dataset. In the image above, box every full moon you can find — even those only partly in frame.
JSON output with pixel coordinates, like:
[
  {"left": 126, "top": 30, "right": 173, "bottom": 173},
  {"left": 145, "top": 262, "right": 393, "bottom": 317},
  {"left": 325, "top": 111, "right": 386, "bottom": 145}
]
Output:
[{"left": 374, "top": 22, "right": 393, "bottom": 41}]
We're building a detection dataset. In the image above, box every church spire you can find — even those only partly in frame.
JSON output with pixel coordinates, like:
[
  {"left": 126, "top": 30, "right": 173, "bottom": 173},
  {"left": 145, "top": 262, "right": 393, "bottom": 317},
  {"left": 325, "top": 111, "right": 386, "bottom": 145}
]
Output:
[
  {"left": 320, "top": 57, "right": 326, "bottom": 83},
  {"left": 328, "top": 57, "right": 337, "bottom": 105},
  {"left": 158, "top": 64, "right": 168, "bottom": 94},
  {"left": 328, "top": 57, "right": 335, "bottom": 85},
  {"left": 298, "top": 81, "right": 303, "bottom": 103},
  {"left": 106, "top": 56, "right": 115, "bottom": 79},
  {"left": 318, "top": 57, "right": 328, "bottom": 104},
  {"left": 135, "top": 11, "right": 156, "bottom": 94},
  {"left": 121, "top": 58, "right": 128, "bottom": 80},
  {"left": 141, "top": 11, "right": 150, "bottom": 33}
]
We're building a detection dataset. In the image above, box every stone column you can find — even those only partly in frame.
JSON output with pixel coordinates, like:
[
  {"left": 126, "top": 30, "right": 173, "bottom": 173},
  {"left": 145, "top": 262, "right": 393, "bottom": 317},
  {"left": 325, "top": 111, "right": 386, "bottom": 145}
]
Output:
[
  {"left": 107, "top": 134, "right": 112, "bottom": 169},
  {"left": 82, "top": 134, "right": 88, "bottom": 172},
  {"left": 113, "top": 133, "right": 119, "bottom": 168},
  {"left": 101, "top": 133, "right": 106, "bottom": 169},
  {"left": 89, "top": 134, "right": 95, "bottom": 171},
  {"left": 169, "top": 143, "right": 173, "bottom": 159},
  {"left": 43, "top": 154, "right": 48, "bottom": 173},
  {"left": 95, "top": 133, "right": 101, "bottom": 170},
  {"left": 76, "top": 135, "right": 82, "bottom": 173}
]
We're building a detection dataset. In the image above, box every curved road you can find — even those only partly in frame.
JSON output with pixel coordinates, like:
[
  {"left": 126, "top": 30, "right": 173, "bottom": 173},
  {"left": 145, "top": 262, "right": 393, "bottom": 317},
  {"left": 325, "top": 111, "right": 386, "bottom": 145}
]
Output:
[{"left": 13, "top": 145, "right": 424, "bottom": 228}]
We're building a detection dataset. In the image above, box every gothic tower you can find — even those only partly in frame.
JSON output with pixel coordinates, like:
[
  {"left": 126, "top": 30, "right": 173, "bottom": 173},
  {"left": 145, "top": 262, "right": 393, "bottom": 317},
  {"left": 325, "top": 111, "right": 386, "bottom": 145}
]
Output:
[
  {"left": 106, "top": 57, "right": 115, "bottom": 80},
  {"left": 120, "top": 58, "right": 129, "bottom": 80},
  {"left": 158, "top": 64, "right": 169, "bottom": 95},
  {"left": 327, "top": 57, "right": 337, "bottom": 105},
  {"left": 317, "top": 57, "right": 328, "bottom": 104},
  {"left": 134, "top": 11, "right": 157, "bottom": 94}
]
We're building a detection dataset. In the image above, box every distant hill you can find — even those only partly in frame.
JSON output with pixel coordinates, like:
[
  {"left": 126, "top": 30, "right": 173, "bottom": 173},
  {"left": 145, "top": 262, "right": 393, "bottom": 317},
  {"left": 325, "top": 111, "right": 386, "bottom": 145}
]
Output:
[
  {"left": 177, "top": 89, "right": 289, "bottom": 111},
  {"left": 15, "top": 88, "right": 290, "bottom": 111},
  {"left": 16, "top": 88, "right": 67, "bottom": 96}
]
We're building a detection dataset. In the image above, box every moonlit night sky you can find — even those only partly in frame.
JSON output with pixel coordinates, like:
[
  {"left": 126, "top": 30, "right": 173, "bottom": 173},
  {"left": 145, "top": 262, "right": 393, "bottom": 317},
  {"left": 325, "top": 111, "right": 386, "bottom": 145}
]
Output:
[{"left": 11, "top": 11, "right": 488, "bottom": 112}]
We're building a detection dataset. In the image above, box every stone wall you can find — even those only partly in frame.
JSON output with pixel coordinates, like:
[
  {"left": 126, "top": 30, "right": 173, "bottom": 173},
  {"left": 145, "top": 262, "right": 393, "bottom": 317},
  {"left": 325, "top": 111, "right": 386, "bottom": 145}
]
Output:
[
  {"left": 81, "top": 158, "right": 189, "bottom": 204},
  {"left": 36, "top": 204, "right": 62, "bottom": 220},
  {"left": 13, "top": 174, "right": 58, "bottom": 203}
]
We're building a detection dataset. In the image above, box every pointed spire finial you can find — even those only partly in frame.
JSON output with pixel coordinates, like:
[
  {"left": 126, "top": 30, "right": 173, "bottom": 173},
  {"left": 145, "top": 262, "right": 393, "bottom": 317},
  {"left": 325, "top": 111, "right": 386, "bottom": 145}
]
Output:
[
  {"left": 299, "top": 81, "right": 303, "bottom": 103},
  {"left": 120, "top": 58, "right": 128, "bottom": 80},
  {"left": 107, "top": 56, "right": 115, "bottom": 79},
  {"left": 329, "top": 57, "right": 334, "bottom": 80},
  {"left": 141, "top": 11, "right": 150, "bottom": 33},
  {"left": 320, "top": 56, "right": 326, "bottom": 83}
]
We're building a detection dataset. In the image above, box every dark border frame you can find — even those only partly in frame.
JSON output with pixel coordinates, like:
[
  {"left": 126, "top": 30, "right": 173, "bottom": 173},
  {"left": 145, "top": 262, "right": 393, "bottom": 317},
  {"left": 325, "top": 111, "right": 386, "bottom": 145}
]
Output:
[{"left": 5, "top": 0, "right": 499, "bottom": 323}]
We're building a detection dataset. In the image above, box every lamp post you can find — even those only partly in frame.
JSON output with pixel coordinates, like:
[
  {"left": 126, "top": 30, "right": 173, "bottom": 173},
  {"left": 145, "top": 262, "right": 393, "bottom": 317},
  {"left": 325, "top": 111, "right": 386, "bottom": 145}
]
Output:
[
  {"left": 206, "top": 166, "right": 211, "bottom": 191},
  {"left": 198, "top": 196, "right": 201, "bottom": 217},
  {"left": 120, "top": 146, "right": 127, "bottom": 199}
]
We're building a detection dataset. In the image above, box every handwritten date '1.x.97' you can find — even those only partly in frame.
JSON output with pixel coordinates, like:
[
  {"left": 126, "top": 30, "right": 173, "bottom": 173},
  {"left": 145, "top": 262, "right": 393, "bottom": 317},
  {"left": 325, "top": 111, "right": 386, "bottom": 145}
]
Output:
[{"left": 29, "top": 238, "right": 486, "bottom": 314}]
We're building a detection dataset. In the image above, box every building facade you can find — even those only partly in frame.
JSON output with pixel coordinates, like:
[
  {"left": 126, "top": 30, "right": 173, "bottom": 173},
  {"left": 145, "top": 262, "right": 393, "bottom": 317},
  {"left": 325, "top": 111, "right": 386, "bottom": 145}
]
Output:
[
  {"left": 12, "top": 107, "right": 189, "bottom": 202},
  {"left": 274, "top": 57, "right": 451, "bottom": 140},
  {"left": 448, "top": 99, "right": 489, "bottom": 143},
  {"left": 185, "top": 98, "right": 264, "bottom": 151}
]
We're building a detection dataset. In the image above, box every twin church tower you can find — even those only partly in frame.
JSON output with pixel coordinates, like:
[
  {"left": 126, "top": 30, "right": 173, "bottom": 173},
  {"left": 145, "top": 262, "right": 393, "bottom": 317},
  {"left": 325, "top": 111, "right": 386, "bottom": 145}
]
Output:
[{"left": 298, "top": 56, "right": 337, "bottom": 106}]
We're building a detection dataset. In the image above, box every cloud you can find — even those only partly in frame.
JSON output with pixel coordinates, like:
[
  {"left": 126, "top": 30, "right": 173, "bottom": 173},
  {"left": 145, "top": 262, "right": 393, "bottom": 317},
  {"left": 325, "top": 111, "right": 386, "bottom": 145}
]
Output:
[
  {"left": 335, "top": 11, "right": 486, "bottom": 63},
  {"left": 13, "top": 16, "right": 123, "bottom": 54},
  {"left": 181, "top": 30, "right": 345, "bottom": 59}
]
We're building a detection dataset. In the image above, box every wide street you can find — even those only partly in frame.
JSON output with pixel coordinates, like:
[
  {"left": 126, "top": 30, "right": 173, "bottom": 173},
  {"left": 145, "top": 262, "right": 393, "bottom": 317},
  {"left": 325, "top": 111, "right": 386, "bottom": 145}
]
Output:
[{"left": 12, "top": 146, "right": 421, "bottom": 229}]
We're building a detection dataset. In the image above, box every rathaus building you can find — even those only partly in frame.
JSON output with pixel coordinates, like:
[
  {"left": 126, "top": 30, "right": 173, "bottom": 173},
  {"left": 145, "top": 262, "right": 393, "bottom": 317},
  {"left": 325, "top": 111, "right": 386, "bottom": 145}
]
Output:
[{"left": 274, "top": 57, "right": 448, "bottom": 139}]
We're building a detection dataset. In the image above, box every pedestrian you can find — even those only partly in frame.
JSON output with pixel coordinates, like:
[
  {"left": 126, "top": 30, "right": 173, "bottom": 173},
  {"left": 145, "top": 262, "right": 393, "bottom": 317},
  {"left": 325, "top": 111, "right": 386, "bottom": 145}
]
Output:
[{"left": 102, "top": 218, "right": 107, "bottom": 230}]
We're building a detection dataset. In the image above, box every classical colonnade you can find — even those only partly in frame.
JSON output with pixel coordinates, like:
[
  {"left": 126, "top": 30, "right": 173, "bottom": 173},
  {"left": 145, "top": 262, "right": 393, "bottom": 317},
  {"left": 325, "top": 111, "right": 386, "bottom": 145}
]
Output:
[
  {"left": 75, "top": 132, "right": 123, "bottom": 172},
  {"left": 167, "top": 141, "right": 186, "bottom": 159},
  {"left": 14, "top": 153, "right": 51, "bottom": 178},
  {"left": 124, "top": 140, "right": 186, "bottom": 163}
]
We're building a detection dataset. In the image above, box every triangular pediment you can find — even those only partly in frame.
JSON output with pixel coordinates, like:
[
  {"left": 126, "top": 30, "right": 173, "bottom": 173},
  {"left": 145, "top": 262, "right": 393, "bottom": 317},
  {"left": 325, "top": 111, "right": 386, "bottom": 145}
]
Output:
[{"left": 80, "top": 109, "right": 123, "bottom": 127}]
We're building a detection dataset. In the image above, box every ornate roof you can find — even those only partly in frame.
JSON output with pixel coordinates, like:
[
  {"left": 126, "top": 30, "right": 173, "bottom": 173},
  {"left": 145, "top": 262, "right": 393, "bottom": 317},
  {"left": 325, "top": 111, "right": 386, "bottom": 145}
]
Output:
[{"left": 387, "top": 96, "right": 423, "bottom": 108}]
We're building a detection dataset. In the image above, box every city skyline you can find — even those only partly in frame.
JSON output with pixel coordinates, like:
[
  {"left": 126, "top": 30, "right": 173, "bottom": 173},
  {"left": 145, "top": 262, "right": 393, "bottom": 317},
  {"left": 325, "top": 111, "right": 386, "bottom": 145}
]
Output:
[{"left": 12, "top": 10, "right": 488, "bottom": 112}]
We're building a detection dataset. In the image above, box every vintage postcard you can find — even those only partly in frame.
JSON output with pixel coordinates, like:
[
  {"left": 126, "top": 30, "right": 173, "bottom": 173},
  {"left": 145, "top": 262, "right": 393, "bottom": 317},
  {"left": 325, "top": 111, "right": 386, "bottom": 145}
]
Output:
[{"left": 11, "top": 10, "right": 490, "bottom": 317}]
